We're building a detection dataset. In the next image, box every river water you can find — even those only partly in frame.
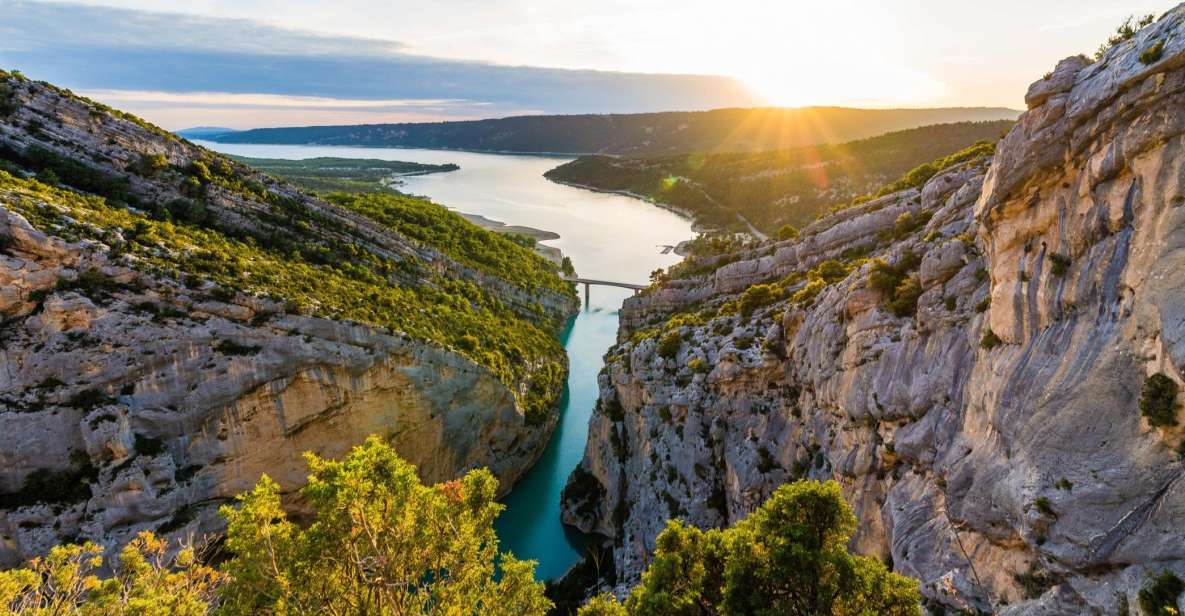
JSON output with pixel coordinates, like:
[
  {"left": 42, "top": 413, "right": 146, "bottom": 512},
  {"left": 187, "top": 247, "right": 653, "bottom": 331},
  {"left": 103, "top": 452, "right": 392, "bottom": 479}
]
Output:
[{"left": 197, "top": 142, "right": 694, "bottom": 580}]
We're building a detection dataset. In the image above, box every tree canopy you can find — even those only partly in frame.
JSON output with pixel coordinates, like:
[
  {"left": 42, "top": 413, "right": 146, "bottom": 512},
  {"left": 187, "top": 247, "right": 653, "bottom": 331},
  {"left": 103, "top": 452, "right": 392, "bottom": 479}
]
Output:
[
  {"left": 580, "top": 480, "right": 920, "bottom": 616},
  {"left": 218, "top": 435, "right": 550, "bottom": 615}
]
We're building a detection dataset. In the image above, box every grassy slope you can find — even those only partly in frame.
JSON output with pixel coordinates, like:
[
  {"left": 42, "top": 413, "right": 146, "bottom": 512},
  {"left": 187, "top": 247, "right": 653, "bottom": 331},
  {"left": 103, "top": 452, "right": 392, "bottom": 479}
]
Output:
[{"left": 544, "top": 120, "right": 1013, "bottom": 233}]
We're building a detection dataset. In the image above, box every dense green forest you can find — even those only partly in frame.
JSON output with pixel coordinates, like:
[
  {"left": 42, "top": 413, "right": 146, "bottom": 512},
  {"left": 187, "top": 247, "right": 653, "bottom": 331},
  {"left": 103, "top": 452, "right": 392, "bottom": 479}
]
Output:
[
  {"left": 208, "top": 107, "right": 1016, "bottom": 156},
  {"left": 230, "top": 156, "right": 457, "bottom": 194},
  {"left": 544, "top": 120, "right": 1013, "bottom": 233}
]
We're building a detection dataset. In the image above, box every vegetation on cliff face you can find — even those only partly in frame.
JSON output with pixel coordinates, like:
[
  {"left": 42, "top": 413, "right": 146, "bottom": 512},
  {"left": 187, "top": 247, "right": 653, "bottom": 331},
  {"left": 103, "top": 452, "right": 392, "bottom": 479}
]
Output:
[
  {"left": 543, "top": 121, "right": 1011, "bottom": 232},
  {"left": 576, "top": 481, "right": 920, "bottom": 616},
  {"left": 0, "top": 68, "right": 578, "bottom": 419},
  {"left": 0, "top": 170, "right": 566, "bottom": 421},
  {"left": 1095, "top": 14, "right": 1156, "bottom": 60}
]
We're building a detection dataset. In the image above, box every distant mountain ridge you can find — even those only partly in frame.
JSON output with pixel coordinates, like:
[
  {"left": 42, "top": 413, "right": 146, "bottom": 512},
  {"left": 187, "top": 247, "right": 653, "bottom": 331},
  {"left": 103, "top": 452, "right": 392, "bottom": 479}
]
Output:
[
  {"left": 207, "top": 106, "right": 1020, "bottom": 156},
  {"left": 175, "top": 126, "right": 239, "bottom": 139}
]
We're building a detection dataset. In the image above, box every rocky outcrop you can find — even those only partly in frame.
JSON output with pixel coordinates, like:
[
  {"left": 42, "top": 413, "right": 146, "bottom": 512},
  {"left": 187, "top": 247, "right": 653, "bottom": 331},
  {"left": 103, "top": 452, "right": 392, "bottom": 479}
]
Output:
[
  {"left": 564, "top": 10, "right": 1185, "bottom": 614},
  {"left": 0, "top": 76, "right": 577, "bottom": 566}
]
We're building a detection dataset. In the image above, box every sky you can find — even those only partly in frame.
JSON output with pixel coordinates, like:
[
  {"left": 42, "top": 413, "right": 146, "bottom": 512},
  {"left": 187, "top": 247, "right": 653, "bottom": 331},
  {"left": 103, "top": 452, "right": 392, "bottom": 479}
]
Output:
[{"left": 0, "top": 0, "right": 1171, "bottom": 129}]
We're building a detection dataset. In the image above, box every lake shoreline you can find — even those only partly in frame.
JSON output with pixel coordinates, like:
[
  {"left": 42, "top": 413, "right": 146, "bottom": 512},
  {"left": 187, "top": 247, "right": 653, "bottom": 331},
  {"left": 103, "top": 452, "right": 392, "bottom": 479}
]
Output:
[
  {"left": 543, "top": 176, "right": 707, "bottom": 236},
  {"left": 458, "top": 211, "right": 565, "bottom": 265}
]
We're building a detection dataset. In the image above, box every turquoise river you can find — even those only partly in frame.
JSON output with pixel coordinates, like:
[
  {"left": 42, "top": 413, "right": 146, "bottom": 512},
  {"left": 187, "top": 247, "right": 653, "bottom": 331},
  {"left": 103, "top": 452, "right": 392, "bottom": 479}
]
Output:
[{"left": 199, "top": 142, "right": 695, "bottom": 580}]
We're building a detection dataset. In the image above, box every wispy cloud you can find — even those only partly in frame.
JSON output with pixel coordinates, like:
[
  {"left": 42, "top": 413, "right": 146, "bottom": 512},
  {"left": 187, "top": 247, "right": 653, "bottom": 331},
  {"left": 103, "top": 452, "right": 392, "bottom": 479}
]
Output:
[
  {"left": 78, "top": 90, "right": 472, "bottom": 111},
  {"left": 0, "top": 1, "right": 407, "bottom": 57},
  {"left": 0, "top": 1, "right": 759, "bottom": 128}
]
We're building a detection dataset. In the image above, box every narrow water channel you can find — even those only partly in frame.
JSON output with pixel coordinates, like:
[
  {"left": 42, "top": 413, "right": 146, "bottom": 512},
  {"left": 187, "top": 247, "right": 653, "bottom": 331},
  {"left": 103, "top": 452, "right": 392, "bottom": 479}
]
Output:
[{"left": 199, "top": 142, "right": 694, "bottom": 580}]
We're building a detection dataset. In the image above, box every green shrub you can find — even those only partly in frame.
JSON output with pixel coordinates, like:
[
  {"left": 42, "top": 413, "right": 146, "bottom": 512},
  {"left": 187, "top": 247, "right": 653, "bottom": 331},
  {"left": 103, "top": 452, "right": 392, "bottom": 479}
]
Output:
[
  {"left": 1138, "top": 570, "right": 1184, "bottom": 616},
  {"left": 886, "top": 276, "right": 922, "bottom": 318},
  {"left": 0, "top": 81, "right": 17, "bottom": 116},
  {"left": 868, "top": 251, "right": 922, "bottom": 317},
  {"left": 777, "top": 224, "right": 800, "bottom": 241},
  {"left": 871, "top": 141, "right": 996, "bottom": 199},
  {"left": 1049, "top": 253, "right": 1071, "bottom": 277},
  {"left": 981, "top": 328, "right": 1002, "bottom": 350},
  {"left": 739, "top": 283, "right": 782, "bottom": 318},
  {"left": 812, "top": 259, "right": 851, "bottom": 284},
  {"left": 163, "top": 198, "right": 210, "bottom": 225},
  {"left": 790, "top": 278, "right": 826, "bottom": 307},
  {"left": 882, "top": 210, "right": 934, "bottom": 242},
  {"left": 688, "top": 357, "right": 710, "bottom": 374},
  {"left": 658, "top": 330, "right": 682, "bottom": 359},
  {"left": 1140, "top": 373, "right": 1180, "bottom": 427},
  {"left": 1014, "top": 564, "right": 1060, "bottom": 600},
  {"left": 456, "top": 334, "right": 479, "bottom": 351},
  {"left": 1140, "top": 39, "right": 1166, "bottom": 65},
  {"left": 1033, "top": 497, "right": 1056, "bottom": 518},
  {"left": 133, "top": 153, "right": 170, "bottom": 176},
  {"left": 1095, "top": 14, "right": 1155, "bottom": 60}
]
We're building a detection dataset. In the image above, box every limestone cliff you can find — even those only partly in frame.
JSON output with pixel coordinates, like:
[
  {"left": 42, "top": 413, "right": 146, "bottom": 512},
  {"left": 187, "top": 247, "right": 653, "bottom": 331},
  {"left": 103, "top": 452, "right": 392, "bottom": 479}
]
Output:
[
  {"left": 563, "top": 10, "right": 1185, "bottom": 614},
  {"left": 0, "top": 73, "right": 578, "bottom": 566}
]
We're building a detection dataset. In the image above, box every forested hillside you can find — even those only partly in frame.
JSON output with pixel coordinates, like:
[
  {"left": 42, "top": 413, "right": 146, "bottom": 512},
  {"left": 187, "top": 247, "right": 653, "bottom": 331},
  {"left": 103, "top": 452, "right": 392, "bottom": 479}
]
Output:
[
  {"left": 208, "top": 107, "right": 1017, "bottom": 156},
  {"left": 545, "top": 120, "right": 1013, "bottom": 233},
  {"left": 229, "top": 156, "right": 458, "bottom": 193}
]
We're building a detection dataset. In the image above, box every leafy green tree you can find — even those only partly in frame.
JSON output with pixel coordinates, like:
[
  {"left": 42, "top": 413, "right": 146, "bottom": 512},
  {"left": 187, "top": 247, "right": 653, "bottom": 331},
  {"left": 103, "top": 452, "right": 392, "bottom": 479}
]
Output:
[
  {"left": 218, "top": 435, "right": 551, "bottom": 615},
  {"left": 0, "top": 532, "right": 221, "bottom": 615},
  {"left": 580, "top": 481, "right": 920, "bottom": 616}
]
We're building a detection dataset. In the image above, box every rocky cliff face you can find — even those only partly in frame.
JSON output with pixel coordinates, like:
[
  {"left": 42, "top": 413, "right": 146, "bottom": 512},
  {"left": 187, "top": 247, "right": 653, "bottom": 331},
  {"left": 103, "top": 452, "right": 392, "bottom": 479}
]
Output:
[
  {"left": 563, "top": 11, "right": 1185, "bottom": 614},
  {"left": 0, "top": 75, "right": 577, "bottom": 566}
]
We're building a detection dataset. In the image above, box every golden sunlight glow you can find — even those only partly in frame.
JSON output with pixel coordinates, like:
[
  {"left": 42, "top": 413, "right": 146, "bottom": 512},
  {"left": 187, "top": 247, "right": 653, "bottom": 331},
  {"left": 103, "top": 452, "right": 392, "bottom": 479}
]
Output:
[{"left": 597, "top": 1, "right": 954, "bottom": 108}]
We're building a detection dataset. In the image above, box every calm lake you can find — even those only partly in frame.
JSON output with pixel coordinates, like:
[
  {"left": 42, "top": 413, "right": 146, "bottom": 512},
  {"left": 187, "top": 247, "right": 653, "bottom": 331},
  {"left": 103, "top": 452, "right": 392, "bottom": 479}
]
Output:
[{"left": 197, "top": 142, "right": 695, "bottom": 580}]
